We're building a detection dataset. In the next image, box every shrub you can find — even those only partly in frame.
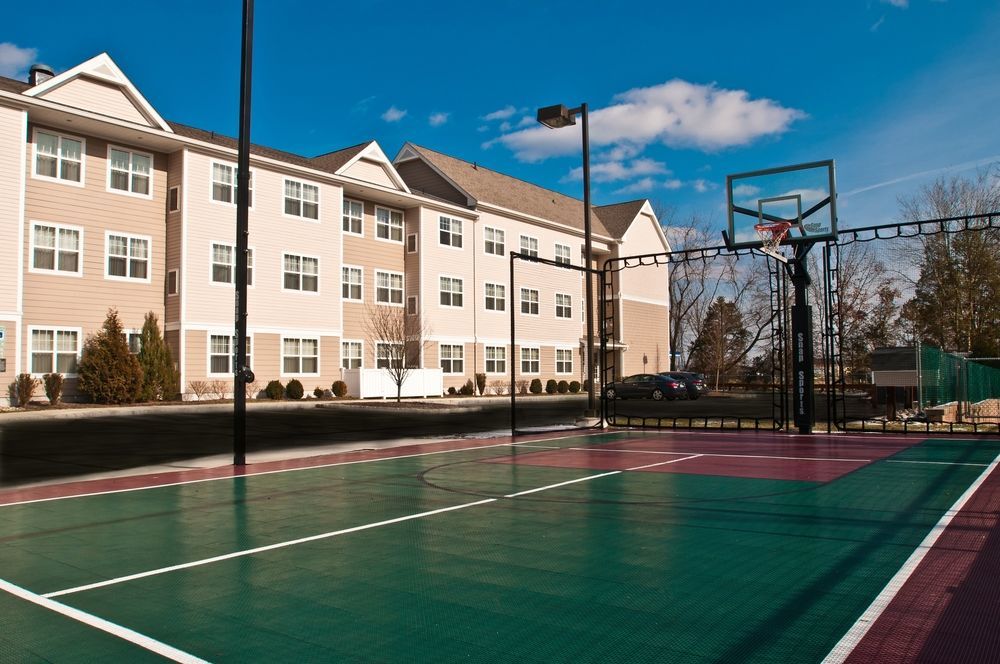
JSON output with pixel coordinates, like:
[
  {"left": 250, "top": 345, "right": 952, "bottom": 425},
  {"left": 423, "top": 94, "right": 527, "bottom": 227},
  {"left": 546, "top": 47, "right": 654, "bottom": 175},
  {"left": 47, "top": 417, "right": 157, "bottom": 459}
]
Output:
[
  {"left": 314, "top": 386, "right": 324, "bottom": 398},
  {"left": 447, "top": 386, "right": 457, "bottom": 395},
  {"left": 208, "top": 380, "right": 229, "bottom": 400},
  {"left": 286, "top": 379, "right": 304, "bottom": 400},
  {"left": 529, "top": 378, "right": 543, "bottom": 394},
  {"left": 557, "top": 380, "right": 570, "bottom": 394},
  {"left": 516, "top": 378, "right": 530, "bottom": 395},
  {"left": 187, "top": 381, "right": 210, "bottom": 400},
  {"left": 332, "top": 380, "right": 348, "bottom": 397},
  {"left": 77, "top": 309, "right": 143, "bottom": 404},
  {"left": 545, "top": 379, "right": 557, "bottom": 394},
  {"left": 460, "top": 379, "right": 475, "bottom": 396},
  {"left": 244, "top": 380, "right": 260, "bottom": 399},
  {"left": 569, "top": 380, "right": 581, "bottom": 393},
  {"left": 43, "top": 373, "right": 64, "bottom": 405},
  {"left": 489, "top": 380, "right": 508, "bottom": 396},
  {"left": 583, "top": 379, "right": 592, "bottom": 393},
  {"left": 13, "top": 373, "right": 39, "bottom": 407},
  {"left": 137, "top": 312, "right": 179, "bottom": 401},
  {"left": 265, "top": 380, "right": 285, "bottom": 400},
  {"left": 475, "top": 373, "right": 486, "bottom": 396}
]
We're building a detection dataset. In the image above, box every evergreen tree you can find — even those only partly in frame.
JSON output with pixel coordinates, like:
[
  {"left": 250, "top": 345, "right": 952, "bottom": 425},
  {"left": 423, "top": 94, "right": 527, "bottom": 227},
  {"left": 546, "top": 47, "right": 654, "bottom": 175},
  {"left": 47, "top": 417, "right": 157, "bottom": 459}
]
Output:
[
  {"left": 77, "top": 309, "right": 143, "bottom": 404},
  {"left": 688, "top": 297, "right": 749, "bottom": 390},
  {"left": 137, "top": 311, "right": 179, "bottom": 400}
]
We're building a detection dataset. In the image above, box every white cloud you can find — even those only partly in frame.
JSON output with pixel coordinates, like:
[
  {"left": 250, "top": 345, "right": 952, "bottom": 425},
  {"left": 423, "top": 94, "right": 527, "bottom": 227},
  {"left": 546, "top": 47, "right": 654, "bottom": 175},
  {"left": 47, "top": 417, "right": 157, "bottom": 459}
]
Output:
[
  {"left": 499, "top": 121, "right": 512, "bottom": 132},
  {"left": 612, "top": 177, "right": 685, "bottom": 195},
  {"left": 732, "top": 184, "right": 761, "bottom": 197},
  {"left": 693, "top": 179, "right": 715, "bottom": 193},
  {"left": 0, "top": 43, "right": 37, "bottom": 79},
  {"left": 381, "top": 106, "right": 407, "bottom": 123},
  {"left": 516, "top": 116, "right": 536, "bottom": 128},
  {"left": 664, "top": 179, "right": 683, "bottom": 190},
  {"left": 429, "top": 112, "right": 450, "bottom": 127},
  {"left": 496, "top": 79, "right": 805, "bottom": 162},
  {"left": 564, "top": 157, "right": 669, "bottom": 183},
  {"left": 483, "top": 105, "right": 517, "bottom": 121}
]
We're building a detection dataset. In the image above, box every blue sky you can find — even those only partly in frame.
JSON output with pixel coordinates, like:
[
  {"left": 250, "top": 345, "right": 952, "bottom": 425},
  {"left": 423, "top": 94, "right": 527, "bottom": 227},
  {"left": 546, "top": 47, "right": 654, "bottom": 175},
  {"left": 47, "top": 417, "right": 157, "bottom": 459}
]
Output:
[{"left": 2, "top": 0, "right": 998, "bottom": 233}]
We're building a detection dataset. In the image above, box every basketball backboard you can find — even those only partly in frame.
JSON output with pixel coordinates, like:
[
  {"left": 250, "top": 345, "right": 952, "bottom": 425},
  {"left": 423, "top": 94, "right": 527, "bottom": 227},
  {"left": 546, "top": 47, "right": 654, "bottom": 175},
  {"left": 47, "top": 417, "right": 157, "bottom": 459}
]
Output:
[{"left": 726, "top": 160, "right": 837, "bottom": 249}]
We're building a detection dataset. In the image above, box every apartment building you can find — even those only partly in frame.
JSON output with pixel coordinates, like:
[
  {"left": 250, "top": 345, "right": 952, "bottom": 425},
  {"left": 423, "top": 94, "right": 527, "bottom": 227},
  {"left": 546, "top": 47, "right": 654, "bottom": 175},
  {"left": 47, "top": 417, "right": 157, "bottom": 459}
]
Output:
[{"left": 0, "top": 53, "right": 670, "bottom": 404}]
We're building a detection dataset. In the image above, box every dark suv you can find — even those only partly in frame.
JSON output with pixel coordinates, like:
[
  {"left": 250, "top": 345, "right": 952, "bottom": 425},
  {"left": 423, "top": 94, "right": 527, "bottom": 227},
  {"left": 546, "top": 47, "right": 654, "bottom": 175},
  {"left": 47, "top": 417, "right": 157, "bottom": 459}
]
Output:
[{"left": 660, "top": 372, "right": 709, "bottom": 400}]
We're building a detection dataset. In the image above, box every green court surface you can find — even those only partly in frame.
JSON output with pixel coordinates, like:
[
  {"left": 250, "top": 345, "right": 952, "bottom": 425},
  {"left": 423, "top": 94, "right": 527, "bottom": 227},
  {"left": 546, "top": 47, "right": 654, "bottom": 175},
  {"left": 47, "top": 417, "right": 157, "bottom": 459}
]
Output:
[{"left": 1, "top": 431, "right": 998, "bottom": 662}]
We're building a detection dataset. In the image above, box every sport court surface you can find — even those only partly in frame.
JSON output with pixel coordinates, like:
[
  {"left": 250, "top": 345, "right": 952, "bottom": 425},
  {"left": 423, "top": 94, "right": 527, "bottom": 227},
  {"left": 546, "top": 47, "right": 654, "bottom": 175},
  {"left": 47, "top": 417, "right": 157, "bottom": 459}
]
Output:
[{"left": 1, "top": 430, "right": 999, "bottom": 663}]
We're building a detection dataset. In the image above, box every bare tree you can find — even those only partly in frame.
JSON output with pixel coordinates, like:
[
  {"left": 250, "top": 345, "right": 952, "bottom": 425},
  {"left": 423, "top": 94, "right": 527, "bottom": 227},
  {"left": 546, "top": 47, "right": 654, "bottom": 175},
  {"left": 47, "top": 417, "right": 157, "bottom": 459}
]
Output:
[{"left": 363, "top": 304, "right": 428, "bottom": 402}]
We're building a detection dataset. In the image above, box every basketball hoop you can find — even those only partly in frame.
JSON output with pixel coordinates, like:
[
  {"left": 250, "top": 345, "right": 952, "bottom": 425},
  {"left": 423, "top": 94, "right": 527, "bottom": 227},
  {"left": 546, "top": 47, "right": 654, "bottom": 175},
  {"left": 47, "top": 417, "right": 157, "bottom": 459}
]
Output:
[{"left": 754, "top": 220, "right": 792, "bottom": 262}]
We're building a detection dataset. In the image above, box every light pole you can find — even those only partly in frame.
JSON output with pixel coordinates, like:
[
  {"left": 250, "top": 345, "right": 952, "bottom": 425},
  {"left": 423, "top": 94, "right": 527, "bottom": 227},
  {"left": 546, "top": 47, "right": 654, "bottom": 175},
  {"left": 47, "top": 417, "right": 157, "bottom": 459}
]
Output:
[{"left": 536, "top": 103, "right": 596, "bottom": 416}]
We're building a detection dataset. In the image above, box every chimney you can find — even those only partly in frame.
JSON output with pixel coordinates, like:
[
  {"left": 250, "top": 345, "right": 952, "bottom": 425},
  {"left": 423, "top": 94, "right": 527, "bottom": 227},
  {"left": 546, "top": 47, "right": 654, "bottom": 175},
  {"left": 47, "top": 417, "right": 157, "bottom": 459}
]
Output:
[{"left": 29, "top": 64, "right": 55, "bottom": 86}]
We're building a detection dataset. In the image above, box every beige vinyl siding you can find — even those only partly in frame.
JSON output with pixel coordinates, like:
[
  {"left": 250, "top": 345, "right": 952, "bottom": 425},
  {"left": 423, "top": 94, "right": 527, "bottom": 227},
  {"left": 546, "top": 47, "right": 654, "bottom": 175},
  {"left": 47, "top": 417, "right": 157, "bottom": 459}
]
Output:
[
  {"left": 394, "top": 160, "right": 468, "bottom": 206},
  {"left": 184, "top": 330, "right": 208, "bottom": 389},
  {"left": 0, "top": 107, "right": 25, "bottom": 317},
  {"left": 617, "top": 213, "right": 670, "bottom": 303},
  {"left": 41, "top": 78, "right": 152, "bottom": 126},
  {"left": 404, "top": 207, "right": 421, "bottom": 313},
  {"left": 165, "top": 151, "right": 183, "bottom": 323},
  {"left": 0, "top": 321, "right": 15, "bottom": 389},
  {"left": 22, "top": 128, "right": 166, "bottom": 392},
  {"left": 341, "top": 159, "right": 399, "bottom": 189},
  {"left": 620, "top": 300, "right": 670, "bottom": 376},
  {"left": 164, "top": 329, "right": 180, "bottom": 373}
]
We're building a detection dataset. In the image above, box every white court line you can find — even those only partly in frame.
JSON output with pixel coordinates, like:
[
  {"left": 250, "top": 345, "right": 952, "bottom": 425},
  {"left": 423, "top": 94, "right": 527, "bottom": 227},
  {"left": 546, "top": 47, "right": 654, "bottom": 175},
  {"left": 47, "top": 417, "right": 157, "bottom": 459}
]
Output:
[
  {"left": 822, "top": 449, "right": 1000, "bottom": 664},
  {"left": 886, "top": 459, "right": 989, "bottom": 467},
  {"left": 0, "top": 577, "right": 208, "bottom": 663},
  {"left": 514, "top": 445, "right": 562, "bottom": 450},
  {"left": 569, "top": 448, "right": 870, "bottom": 464},
  {"left": 1, "top": 431, "right": 613, "bottom": 508},
  {"left": 45, "top": 454, "right": 666, "bottom": 600},
  {"left": 626, "top": 454, "right": 703, "bottom": 471}
]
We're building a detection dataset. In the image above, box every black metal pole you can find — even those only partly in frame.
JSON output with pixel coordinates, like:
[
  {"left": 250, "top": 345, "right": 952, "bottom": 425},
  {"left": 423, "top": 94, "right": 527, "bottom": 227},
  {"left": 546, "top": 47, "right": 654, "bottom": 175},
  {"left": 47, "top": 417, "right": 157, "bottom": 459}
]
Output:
[
  {"left": 581, "top": 103, "right": 596, "bottom": 416},
  {"left": 234, "top": 0, "right": 254, "bottom": 466},
  {"left": 509, "top": 252, "right": 516, "bottom": 437}
]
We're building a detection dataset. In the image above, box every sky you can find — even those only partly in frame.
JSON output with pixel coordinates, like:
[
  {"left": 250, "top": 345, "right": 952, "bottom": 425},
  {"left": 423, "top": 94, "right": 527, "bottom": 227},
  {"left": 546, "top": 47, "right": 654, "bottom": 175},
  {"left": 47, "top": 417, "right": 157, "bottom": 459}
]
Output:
[{"left": 2, "top": 0, "right": 999, "bottom": 235}]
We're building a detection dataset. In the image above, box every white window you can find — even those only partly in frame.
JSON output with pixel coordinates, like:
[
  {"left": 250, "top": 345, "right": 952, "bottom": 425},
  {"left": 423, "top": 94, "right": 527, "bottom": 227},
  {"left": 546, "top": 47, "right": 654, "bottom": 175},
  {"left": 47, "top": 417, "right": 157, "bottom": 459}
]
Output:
[
  {"left": 555, "top": 243, "right": 572, "bottom": 265},
  {"left": 343, "top": 198, "right": 363, "bottom": 235},
  {"left": 439, "top": 216, "right": 463, "bottom": 247},
  {"left": 108, "top": 146, "right": 152, "bottom": 196},
  {"left": 555, "top": 293, "right": 572, "bottom": 319},
  {"left": 376, "top": 207, "right": 404, "bottom": 242},
  {"left": 284, "top": 179, "right": 319, "bottom": 219},
  {"left": 440, "top": 344, "right": 464, "bottom": 374},
  {"left": 520, "top": 288, "right": 539, "bottom": 315},
  {"left": 31, "top": 223, "right": 81, "bottom": 274},
  {"left": 211, "top": 162, "right": 252, "bottom": 206},
  {"left": 167, "top": 269, "right": 179, "bottom": 296},
  {"left": 484, "top": 283, "right": 506, "bottom": 312},
  {"left": 283, "top": 254, "right": 319, "bottom": 292},
  {"left": 168, "top": 186, "right": 180, "bottom": 212},
  {"left": 211, "top": 243, "right": 253, "bottom": 286},
  {"left": 124, "top": 331, "right": 142, "bottom": 354},
  {"left": 520, "top": 235, "right": 538, "bottom": 258},
  {"left": 209, "top": 335, "right": 251, "bottom": 375},
  {"left": 556, "top": 349, "right": 573, "bottom": 374},
  {"left": 486, "top": 346, "right": 506, "bottom": 374},
  {"left": 34, "top": 130, "right": 83, "bottom": 184},
  {"left": 376, "top": 342, "right": 403, "bottom": 369},
  {"left": 440, "top": 276, "right": 464, "bottom": 307},
  {"left": 106, "top": 233, "right": 150, "bottom": 281},
  {"left": 342, "top": 266, "right": 362, "bottom": 301},
  {"left": 376, "top": 270, "right": 404, "bottom": 305},
  {"left": 30, "top": 328, "right": 79, "bottom": 375},
  {"left": 520, "top": 347, "right": 540, "bottom": 374},
  {"left": 342, "top": 341, "right": 363, "bottom": 369},
  {"left": 484, "top": 227, "right": 505, "bottom": 256},
  {"left": 283, "top": 337, "right": 319, "bottom": 374}
]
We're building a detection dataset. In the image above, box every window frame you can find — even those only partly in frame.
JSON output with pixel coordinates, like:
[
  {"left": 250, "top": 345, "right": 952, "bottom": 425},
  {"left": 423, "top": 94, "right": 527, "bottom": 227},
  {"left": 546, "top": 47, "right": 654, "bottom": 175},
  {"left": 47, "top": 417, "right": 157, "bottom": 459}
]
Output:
[
  {"left": 167, "top": 186, "right": 180, "bottom": 213},
  {"left": 280, "top": 335, "right": 320, "bottom": 377},
  {"left": 555, "top": 348, "right": 574, "bottom": 375},
  {"left": 406, "top": 233, "right": 418, "bottom": 254},
  {"left": 167, "top": 269, "right": 179, "bottom": 296},
  {"left": 555, "top": 292, "right": 573, "bottom": 319},
  {"left": 520, "top": 346, "right": 541, "bottom": 375},
  {"left": 483, "top": 226, "right": 506, "bottom": 257},
  {"left": 342, "top": 197, "right": 364, "bottom": 236},
  {"left": 439, "top": 343, "right": 465, "bottom": 375},
  {"left": 520, "top": 287, "right": 539, "bottom": 316},
  {"left": 376, "top": 341, "right": 404, "bottom": 370},
  {"left": 519, "top": 234, "right": 539, "bottom": 258},
  {"left": 484, "top": 282, "right": 506, "bottom": 313},
  {"left": 341, "top": 264, "right": 363, "bottom": 302},
  {"left": 28, "top": 326, "right": 82, "bottom": 377},
  {"left": 282, "top": 252, "right": 321, "bottom": 294},
  {"left": 439, "top": 215, "right": 464, "bottom": 249},
  {"left": 210, "top": 242, "right": 255, "bottom": 287},
  {"left": 29, "top": 221, "right": 84, "bottom": 277},
  {"left": 31, "top": 128, "right": 85, "bottom": 187},
  {"left": 104, "top": 231, "right": 152, "bottom": 283},
  {"left": 207, "top": 333, "right": 254, "bottom": 378},
  {"left": 375, "top": 205, "right": 405, "bottom": 244},
  {"left": 554, "top": 243, "right": 572, "bottom": 266},
  {"left": 341, "top": 340, "right": 363, "bottom": 370},
  {"left": 283, "top": 177, "right": 321, "bottom": 221},
  {"left": 439, "top": 275, "right": 464, "bottom": 308},
  {"left": 374, "top": 270, "right": 404, "bottom": 306},
  {"left": 407, "top": 296, "right": 418, "bottom": 315},
  {"left": 210, "top": 161, "right": 254, "bottom": 209},
  {"left": 485, "top": 345, "right": 507, "bottom": 375},
  {"left": 106, "top": 144, "right": 154, "bottom": 199}
]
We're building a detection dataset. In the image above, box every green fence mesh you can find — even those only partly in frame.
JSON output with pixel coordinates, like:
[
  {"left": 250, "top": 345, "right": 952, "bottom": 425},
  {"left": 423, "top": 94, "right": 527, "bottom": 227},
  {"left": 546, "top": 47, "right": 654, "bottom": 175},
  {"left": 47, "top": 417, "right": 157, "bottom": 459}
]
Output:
[{"left": 919, "top": 345, "right": 1000, "bottom": 421}]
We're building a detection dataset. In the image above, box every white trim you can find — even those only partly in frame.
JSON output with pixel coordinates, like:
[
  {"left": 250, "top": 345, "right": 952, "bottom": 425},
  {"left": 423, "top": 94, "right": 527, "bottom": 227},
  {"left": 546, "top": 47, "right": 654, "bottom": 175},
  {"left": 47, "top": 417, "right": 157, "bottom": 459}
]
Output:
[
  {"left": 279, "top": 333, "right": 322, "bottom": 378},
  {"left": 30, "top": 127, "right": 86, "bottom": 188},
  {"left": 167, "top": 269, "right": 179, "bottom": 296},
  {"left": 104, "top": 230, "right": 153, "bottom": 283},
  {"left": 337, "top": 141, "right": 411, "bottom": 193},
  {"left": 406, "top": 233, "right": 418, "bottom": 254},
  {"left": 341, "top": 264, "right": 364, "bottom": 302},
  {"left": 182, "top": 322, "right": 342, "bottom": 336},
  {"left": 555, "top": 347, "right": 574, "bottom": 375},
  {"left": 105, "top": 143, "right": 154, "bottom": 199},
  {"left": 281, "top": 177, "right": 321, "bottom": 222},
  {"left": 0, "top": 578, "right": 208, "bottom": 663},
  {"left": 438, "top": 214, "right": 464, "bottom": 250},
  {"left": 519, "top": 286, "right": 540, "bottom": 316},
  {"left": 16, "top": 111, "right": 26, "bottom": 376},
  {"left": 437, "top": 273, "right": 465, "bottom": 309},
  {"left": 438, "top": 341, "right": 466, "bottom": 375},
  {"left": 477, "top": 200, "right": 615, "bottom": 244},
  {"left": 208, "top": 160, "right": 254, "bottom": 210},
  {"left": 519, "top": 234, "right": 539, "bottom": 258},
  {"left": 340, "top": 339, "right": 364, "bottom": 370},
  {"left": 206, "top": 330, "right": 254, "bottom": 378},
  {"left": 483, "top": 281, "right": 507, "bottom": 314},
  {"left": 554, "top": 242, "right": 572, "bottom": 265},
  {"left": 519, "top": 345, "right": 541, "bottom": 375},
  {"left": 393, "top": 143, "right": 474, "bottom": 206},
  {"left": 24, "top": 53, "right": 174, "bottom": 133},
  {"left": 28, "top": 220, "right": 84, "bottom": 277},
  {"left": 482, "top": 225, "right": 506, "bottom": 258},
  {"left": 180, "top": 150, "right": 189, "bottom": 393},
  {"left": 374, "top": 205, "right": 405, "bottom": 244},
  {"left": 484, "top": 344, "right": 508, "bottom": 375},
  {"left": 26, "top": 326, "right": 82, "bottom": 377},
  {"left": 621, "top": 294, "right": 671, "bottom": 307},
  {"left": 167, "top": 185, "right": 180, "bottom": 213},
  {"left": 209, "top": 241, "right": 255, "bottom": 289},
  {"left": 341, "top": 197, "right": 365, "bottom": 237},
  {"left": 281, "top": 251, "right": 321, "bottom": 295},
  {"left": 374, "top": 269, "right": 405, "bottom": 307},
  {"left": 554, "top": 291, "right": 573, "bottom": 319}
]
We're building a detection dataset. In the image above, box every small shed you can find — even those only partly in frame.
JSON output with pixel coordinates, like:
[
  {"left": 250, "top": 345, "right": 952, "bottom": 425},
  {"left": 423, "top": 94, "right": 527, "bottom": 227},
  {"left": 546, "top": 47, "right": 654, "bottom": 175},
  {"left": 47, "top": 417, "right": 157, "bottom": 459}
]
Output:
[{"left": 870, "top": 347, "right": 918, "bottom": 418}]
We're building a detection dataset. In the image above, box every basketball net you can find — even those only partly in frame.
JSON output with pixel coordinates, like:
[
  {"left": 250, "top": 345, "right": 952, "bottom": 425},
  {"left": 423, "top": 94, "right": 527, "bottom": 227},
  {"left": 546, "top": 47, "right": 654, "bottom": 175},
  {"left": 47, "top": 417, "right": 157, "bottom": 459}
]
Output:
[{"left": 754, "top": 220, "right": 792, "bottom": 263}]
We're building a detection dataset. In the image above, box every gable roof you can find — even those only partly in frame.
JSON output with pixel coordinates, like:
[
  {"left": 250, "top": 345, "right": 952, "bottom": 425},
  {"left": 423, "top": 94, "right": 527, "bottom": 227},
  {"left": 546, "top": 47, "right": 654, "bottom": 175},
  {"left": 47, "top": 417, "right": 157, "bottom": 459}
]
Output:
[
  {"left": 0, "top": 75, "right": 30, "bottom": 94},
  {"left": 397, "top": 143, "right": 614, "bottom": 237},
  {"left": 594, "top": 200, "right": 649, "bottom": 239},
  {"left": 311, "top": 142, "right": 370, "bottom": 173}
]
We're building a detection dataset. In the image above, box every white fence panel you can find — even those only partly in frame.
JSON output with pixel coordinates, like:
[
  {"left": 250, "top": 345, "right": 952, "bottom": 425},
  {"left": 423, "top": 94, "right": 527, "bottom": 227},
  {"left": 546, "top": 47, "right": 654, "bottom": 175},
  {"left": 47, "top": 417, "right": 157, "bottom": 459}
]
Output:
[{"left": 341, "top": 368, "right": 443, "bottom": 399}]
